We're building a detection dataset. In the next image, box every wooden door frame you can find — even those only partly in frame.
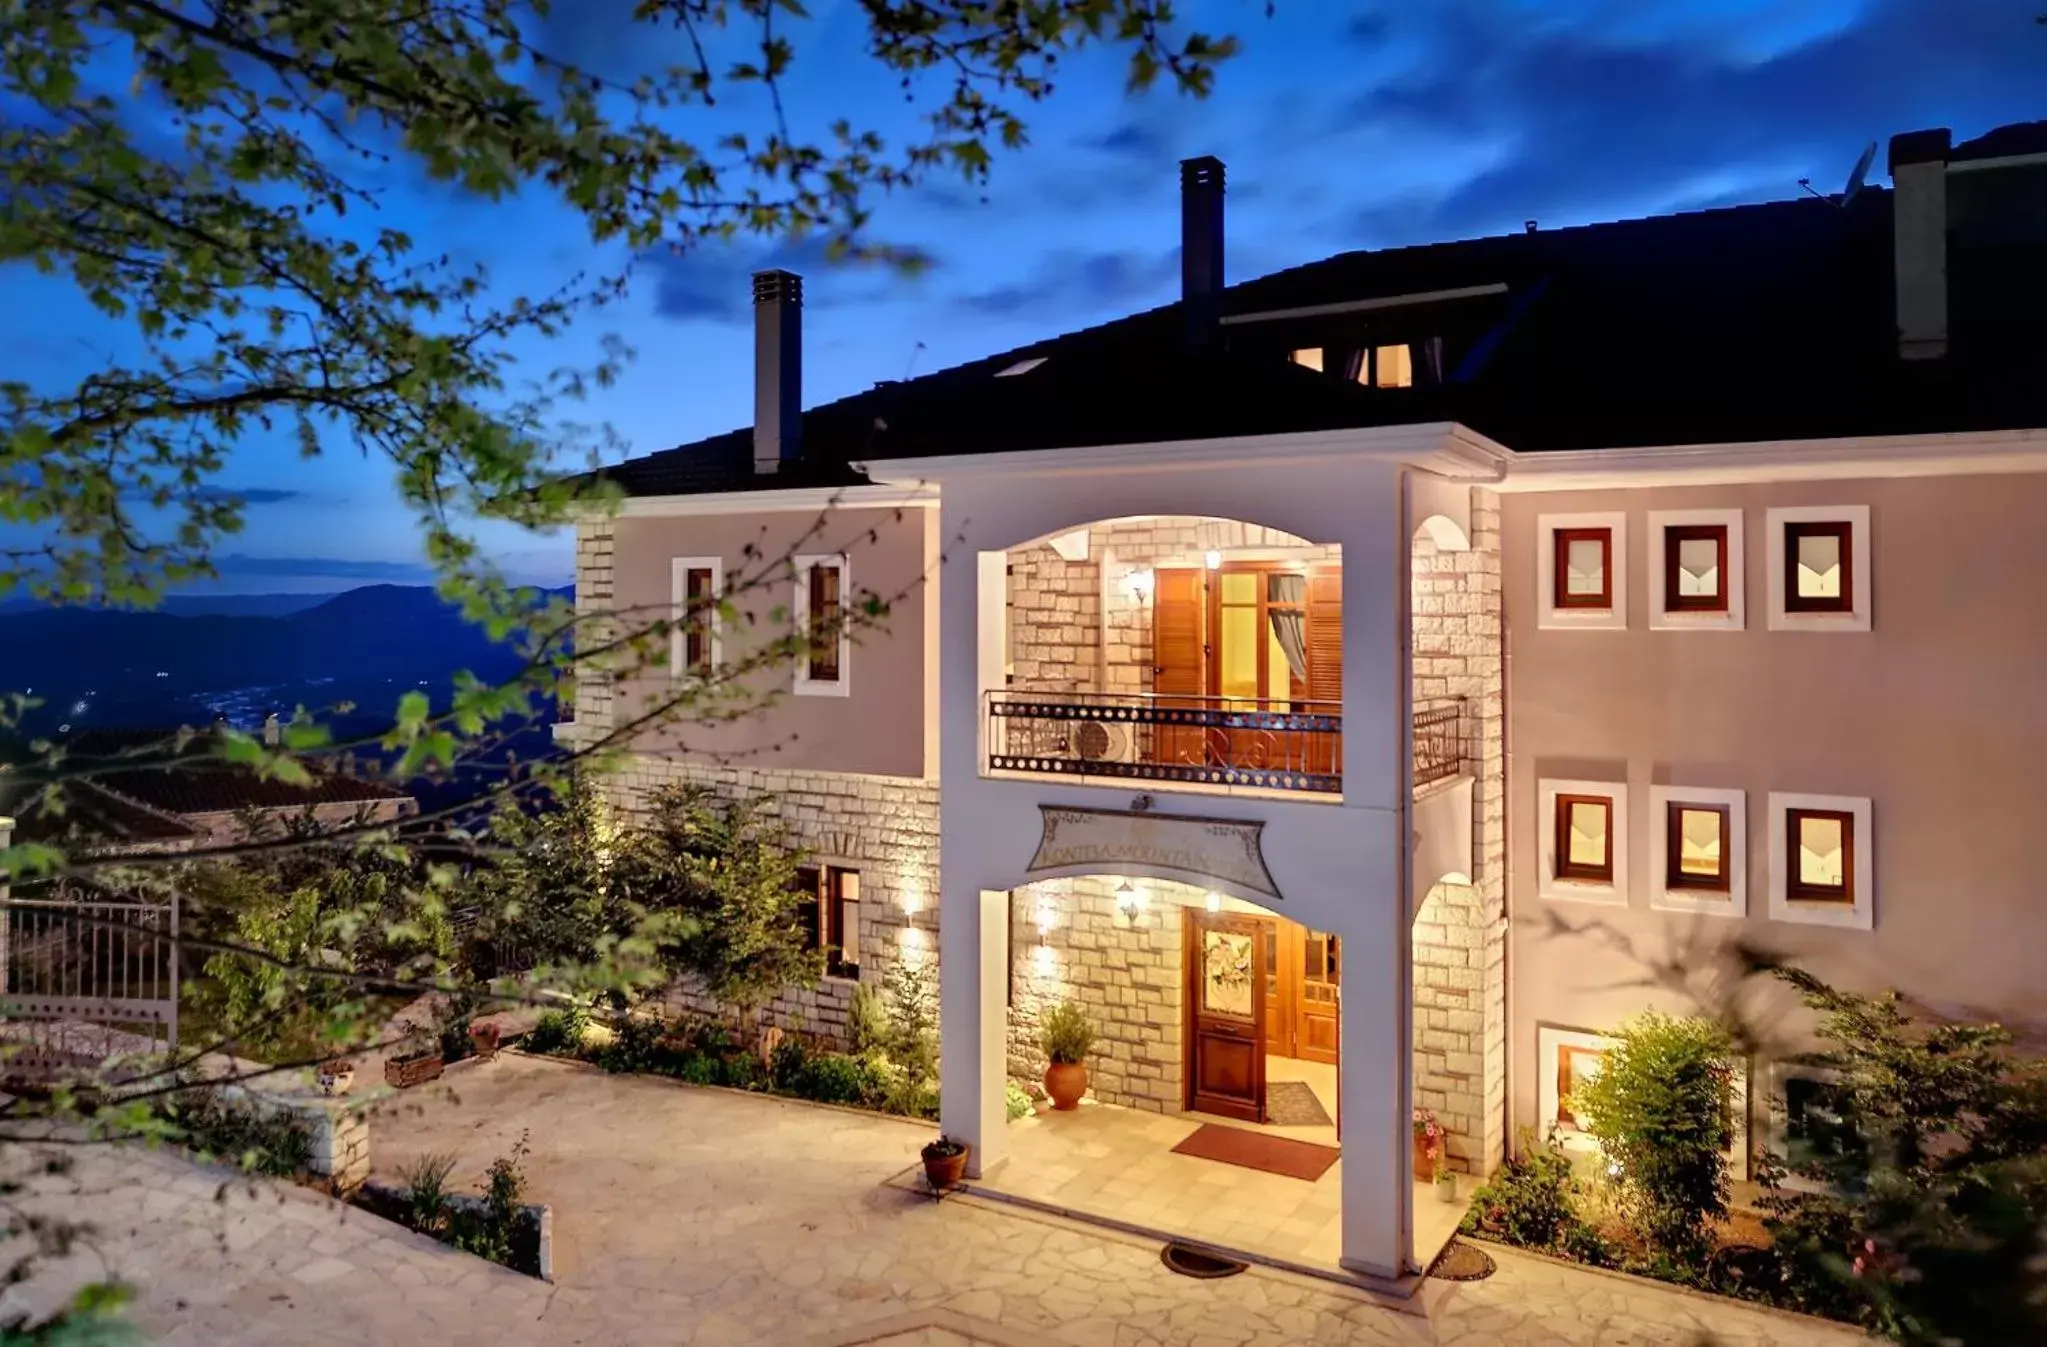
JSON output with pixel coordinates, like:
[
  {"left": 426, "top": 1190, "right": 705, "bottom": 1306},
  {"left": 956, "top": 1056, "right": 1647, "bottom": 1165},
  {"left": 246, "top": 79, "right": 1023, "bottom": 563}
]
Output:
[{"left": 1203, "top": 561, "right": 1309, "bottom": 705}]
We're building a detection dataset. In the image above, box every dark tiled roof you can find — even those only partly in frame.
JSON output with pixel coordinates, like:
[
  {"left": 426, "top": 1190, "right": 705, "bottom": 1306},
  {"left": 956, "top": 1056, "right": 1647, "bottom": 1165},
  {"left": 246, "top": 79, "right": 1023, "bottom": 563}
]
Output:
[
  {"left": 0, "top": 779, "right": 202, "bottom": 848},
  {"left": 604, "top": 188, "right": 2047, "bottom": 497},
  {"left": 1953, "top": 120, "right": 2047, "bottom": 164},
  {"left": 13, "top": 728, "right": 413, "bottom": 818}
]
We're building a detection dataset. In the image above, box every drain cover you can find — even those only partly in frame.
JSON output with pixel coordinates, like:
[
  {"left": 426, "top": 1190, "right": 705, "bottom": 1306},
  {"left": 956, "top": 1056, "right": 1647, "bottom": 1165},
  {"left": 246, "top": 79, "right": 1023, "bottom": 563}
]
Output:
[
  {"left": 1427, "top": 1239, "right": 1497, "bottom": 1282},
  {"left": 1160, "top": 1242, "right": 1248, "bottom": 1279}
]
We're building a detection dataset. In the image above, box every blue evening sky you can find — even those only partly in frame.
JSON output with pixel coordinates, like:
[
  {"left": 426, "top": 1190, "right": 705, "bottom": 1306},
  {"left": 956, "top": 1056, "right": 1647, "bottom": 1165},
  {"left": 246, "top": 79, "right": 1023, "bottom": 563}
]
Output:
[{"left": 6, "top": 0, "right": 2040, "bottom": 593}]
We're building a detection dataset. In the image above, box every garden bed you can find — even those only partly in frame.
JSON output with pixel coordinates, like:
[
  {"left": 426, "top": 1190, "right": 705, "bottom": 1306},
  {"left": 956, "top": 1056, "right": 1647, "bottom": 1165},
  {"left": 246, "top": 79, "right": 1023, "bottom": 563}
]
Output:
[
  {"left": 516, "top": 1001, "right": 940, "bottom": 1123},
  {"left": 353, "top": 1180, "right": 550, "bottom": 1280}
]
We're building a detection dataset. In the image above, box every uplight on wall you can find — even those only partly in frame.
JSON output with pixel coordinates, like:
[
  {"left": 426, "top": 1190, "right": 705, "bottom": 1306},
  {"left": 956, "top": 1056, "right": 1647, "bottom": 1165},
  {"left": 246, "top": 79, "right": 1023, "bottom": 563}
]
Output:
[
  {"left": 1204, "top": 549, "right": 1222, "bottom": 570},
  {"left": 1205, "top": 891, "right": 1222, "bottom": 913},
  {"left": 1034, "top": 898, "right": 1057, "bottom": 938},
  {"left": 897, "top": 877, "right": 926, "bottom": 916}
]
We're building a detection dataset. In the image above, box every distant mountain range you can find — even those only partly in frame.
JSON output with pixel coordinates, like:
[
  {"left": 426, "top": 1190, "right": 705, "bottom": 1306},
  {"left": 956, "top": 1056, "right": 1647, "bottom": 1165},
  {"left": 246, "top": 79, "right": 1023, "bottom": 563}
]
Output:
[{"left": 0, "top": 584, "right": 573, "bottom": 742}]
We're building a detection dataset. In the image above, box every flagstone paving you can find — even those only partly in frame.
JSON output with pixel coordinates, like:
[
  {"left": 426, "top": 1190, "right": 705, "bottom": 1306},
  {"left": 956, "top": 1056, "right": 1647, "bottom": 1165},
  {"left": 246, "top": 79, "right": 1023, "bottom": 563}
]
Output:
[{"left": 9, "top": 1052, "right": 1869, "bottom": 1346}]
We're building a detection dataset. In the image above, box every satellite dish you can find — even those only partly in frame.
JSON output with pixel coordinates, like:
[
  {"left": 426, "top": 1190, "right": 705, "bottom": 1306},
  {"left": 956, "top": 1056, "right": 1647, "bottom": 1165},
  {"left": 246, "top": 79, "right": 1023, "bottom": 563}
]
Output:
[{"left": 1842, "top": 141, "right": 1878, "bottom": 203}]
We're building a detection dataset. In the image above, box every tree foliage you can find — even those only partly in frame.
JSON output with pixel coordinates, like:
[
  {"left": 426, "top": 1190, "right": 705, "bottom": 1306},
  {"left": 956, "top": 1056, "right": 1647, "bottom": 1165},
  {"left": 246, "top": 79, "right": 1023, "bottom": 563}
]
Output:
[
  {"left": 1572, "top": 1010, "right": 1737, "bottom": 1268},
  {"left": 606, "top": 782, "right": 817, "bottom": 1031}
]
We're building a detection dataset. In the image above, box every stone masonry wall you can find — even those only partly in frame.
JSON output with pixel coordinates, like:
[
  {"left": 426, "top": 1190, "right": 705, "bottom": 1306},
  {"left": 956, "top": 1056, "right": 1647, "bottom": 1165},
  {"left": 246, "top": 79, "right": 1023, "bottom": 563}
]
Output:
[
  {"left": 597, "top": 756, "right": 940, "bottom": 1048},
  {"left": 1006, "top": 518, "right": 1335, "bottom": 698},
  {"left": 1409, "top": 488, "right": 1508, "bottom": 1174},
  {"left": 573, "top": 517, "right": 619, "bottom": 735},
  {"left": 1006, "top": 877, "right": 1189, "bottom": 1113}
]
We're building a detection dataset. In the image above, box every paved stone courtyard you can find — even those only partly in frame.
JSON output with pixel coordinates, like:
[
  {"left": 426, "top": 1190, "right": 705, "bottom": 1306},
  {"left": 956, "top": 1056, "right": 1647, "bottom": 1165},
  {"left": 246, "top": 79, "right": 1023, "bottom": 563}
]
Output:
[{"left": 10, "top": 1053, "right": 1867, "bottom": 1345}]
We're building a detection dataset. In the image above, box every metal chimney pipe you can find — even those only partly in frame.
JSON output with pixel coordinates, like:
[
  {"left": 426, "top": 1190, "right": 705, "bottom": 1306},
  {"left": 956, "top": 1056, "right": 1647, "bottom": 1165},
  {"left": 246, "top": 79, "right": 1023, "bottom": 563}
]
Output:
[
  {"left": 753, "top": 269, "right": 804, "bottom": 472},
  {"left": 1180, "top": 156, "right": 1225, "bottom": 348}
]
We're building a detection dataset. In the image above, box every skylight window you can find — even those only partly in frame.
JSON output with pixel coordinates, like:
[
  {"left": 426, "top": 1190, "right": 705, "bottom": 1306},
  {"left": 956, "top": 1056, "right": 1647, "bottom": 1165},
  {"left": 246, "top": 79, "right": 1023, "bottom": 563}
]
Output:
[{"left": 995, "top": 357, "right": 1047, "bottom": 377}]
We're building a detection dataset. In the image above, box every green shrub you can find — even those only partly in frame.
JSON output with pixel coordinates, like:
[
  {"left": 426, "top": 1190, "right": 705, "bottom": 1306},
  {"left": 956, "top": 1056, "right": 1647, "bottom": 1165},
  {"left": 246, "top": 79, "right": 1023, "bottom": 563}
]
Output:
[
  {"left": 1572, "top": 1011, "right": 1736, "bottom": 1264},
  {"left": 523, "top": 1005, "right": 588, "bottom": 1056},
  {"left": 846, "top": 981, "right": 890, "bottom": 1056},
  {"left": 1006, "top": 1080, "right": 1034, "bottom": 1121},
  {"left": 769, "top": 1033, "right": 811, "bottom": 1090},
  {"left": 400, "top": 1152, "right": 459, "bottom": 1236},
  {"left": 719, "top": 1052, "right": 765, "bottom": 1091},
  {"left": 673, "top": 1054, "right": 720, "bottom": 1086},
  {"left": 157, "top": 1087, "right": 317, "bottom": 1178},
  {"left": 1039, "top": 1002, "right": 1095, "bottom": 1065},
  {"left": 595, "top": 1014, "right": 667, "bottom": 1074},
  {"left": 1461, "top": 1128, "right": 1613, "bottom": 1265},
  {"left": 794, "top": 1052, "right": 885, "bottom": 1107}
]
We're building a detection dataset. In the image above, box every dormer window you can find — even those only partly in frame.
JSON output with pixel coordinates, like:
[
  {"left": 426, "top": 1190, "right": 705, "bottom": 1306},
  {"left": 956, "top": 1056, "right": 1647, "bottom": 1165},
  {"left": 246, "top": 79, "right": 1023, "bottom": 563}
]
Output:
[{"left": 1368, "top": 344, "right": 1413, "bottom": 388}]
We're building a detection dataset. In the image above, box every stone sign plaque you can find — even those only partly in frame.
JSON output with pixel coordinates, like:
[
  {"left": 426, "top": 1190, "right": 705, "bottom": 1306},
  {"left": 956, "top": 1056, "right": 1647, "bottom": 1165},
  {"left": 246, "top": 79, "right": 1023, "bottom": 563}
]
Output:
[{"left": 1025, "top": 806, "right": 1280, "bottom": 902}]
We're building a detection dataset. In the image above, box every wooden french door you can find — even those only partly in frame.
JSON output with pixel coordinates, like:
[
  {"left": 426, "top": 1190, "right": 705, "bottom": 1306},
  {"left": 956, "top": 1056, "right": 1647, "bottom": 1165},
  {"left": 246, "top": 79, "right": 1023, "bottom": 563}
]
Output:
[
  {"left": 1183, "top": 907, "right": 1267, "bottom": 1123},
  {"left": 1153, "top": 562, "right": 1342, "bottom": 777},
  {"left": 1260, "top": 920, "right": 1341, "bottom": 1066}
]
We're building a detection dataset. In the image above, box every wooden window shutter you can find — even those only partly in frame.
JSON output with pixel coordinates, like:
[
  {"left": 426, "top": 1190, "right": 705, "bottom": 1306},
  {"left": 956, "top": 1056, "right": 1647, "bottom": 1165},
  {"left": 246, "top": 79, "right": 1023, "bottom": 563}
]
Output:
[
  {"left": 1152, "top": 568, "right": 1205, "bottom": 698},
  {"left": 1152, "top": 568, "right": 1205, "bottom": 767},
  {"left": 1305, "top": 566, "right": 1342, "bottom": 704}
]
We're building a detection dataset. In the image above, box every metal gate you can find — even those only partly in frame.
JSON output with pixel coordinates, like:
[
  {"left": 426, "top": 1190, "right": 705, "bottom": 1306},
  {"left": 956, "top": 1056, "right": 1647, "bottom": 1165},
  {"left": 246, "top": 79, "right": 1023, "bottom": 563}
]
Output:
[{"left": 0, "top": 894, "right": 180, "bottom": 1085}]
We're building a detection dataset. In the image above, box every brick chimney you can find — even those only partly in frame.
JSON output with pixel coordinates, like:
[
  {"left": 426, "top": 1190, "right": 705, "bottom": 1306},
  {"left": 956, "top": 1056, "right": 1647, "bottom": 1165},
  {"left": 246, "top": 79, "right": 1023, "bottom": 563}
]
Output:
[
  {"left": 1180, "top": 156, "right": 1225, "bottom": 348},
  {"left": 753, "top": 269, "right": 804, "bottom": 473},
  {"left": 1888, "top": 128, "right": 1951, "bottom": 361}
]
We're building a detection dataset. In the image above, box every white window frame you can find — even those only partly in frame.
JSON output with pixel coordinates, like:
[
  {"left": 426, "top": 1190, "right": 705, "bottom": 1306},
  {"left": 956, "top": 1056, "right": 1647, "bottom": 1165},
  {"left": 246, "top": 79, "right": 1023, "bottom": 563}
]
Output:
[
  {"left": 1765, "top": 504, "right": 1871, "bottom": 633},
  {"left": 1538, "top": 777, "right": 1628, "bottom": 907},
  {"left": 1538, "top": 1024, "right": 1750, "bottom": 1176},
  {"left": 1648, "top": 508, "right": 1745, "bottom": 631},
  {"left": 1765, "top": 1059, "right": 1845, "bottom": 1194},
  {"left": 793, "top": 552, "right": 852, "bottom": 697},
  {"left": 1647, "top": 784, "right": 1746, "bottom": 917},
  {"left": 669, "top": 556, "right": 723, "bottom": 681},
  {"left": 1767, "top": 791, "right": 1873, "bottom": 930},
  {"left": 1537, "top": 512, "right": 1627, "bottom": 630}
]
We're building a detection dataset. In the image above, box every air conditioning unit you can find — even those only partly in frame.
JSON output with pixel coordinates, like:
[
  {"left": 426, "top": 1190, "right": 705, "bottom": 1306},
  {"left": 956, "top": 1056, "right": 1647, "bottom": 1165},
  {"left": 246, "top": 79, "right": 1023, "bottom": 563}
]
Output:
[{"left": 1072, "top": 719, "right": 1137, "bottom": 765}]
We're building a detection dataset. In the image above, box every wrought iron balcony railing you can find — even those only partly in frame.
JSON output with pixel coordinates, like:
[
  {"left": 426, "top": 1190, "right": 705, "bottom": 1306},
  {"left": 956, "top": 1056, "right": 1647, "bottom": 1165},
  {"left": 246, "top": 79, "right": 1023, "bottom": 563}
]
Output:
[
  {"left": 984, "top": 691, "right": 1466, "bottom": 796},
  {"left": 1412, "top": 698, "right": 1466, "bottom": 790}
]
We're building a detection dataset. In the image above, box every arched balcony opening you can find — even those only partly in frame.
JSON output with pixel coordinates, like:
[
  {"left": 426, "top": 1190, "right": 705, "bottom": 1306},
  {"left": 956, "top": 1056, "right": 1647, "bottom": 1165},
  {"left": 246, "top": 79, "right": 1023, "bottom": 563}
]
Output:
[{"left": 985, "top": 514, "right": 1356, "bottom": 798}]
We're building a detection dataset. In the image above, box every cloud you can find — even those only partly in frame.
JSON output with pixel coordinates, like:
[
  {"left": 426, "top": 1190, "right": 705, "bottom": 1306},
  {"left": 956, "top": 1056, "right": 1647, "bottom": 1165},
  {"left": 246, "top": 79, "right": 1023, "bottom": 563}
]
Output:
[
  {"left": 953, "top": 248, "right": 1181, "bottom": 321},
  {"left": 118, "top": 484, "right": 306, "bottom": 508},
  {"left": 1074, "top": 117, "right": 1176, "bottom": 165},
  {"left": 637, "top": 236, "right": 938, "bottom": 323},
  {"left": 1331, "top": 0, "right": 2045, "bottom": 243}
]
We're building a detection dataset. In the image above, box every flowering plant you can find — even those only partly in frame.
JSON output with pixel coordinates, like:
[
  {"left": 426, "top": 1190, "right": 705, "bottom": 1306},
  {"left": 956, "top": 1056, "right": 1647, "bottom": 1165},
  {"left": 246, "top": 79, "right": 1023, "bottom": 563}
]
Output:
[{"left": 1412, "top": 1105, "right": 1443, "bottom": 1147}]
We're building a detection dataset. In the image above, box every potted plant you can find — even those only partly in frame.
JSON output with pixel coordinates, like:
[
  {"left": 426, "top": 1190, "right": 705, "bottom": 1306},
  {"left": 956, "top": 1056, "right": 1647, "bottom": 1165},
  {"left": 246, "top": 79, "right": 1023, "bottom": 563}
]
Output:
[
  {"left": 386, "top": 1030, "right": 445, "bottom": 1090},
  {"left": 921, "top": 1136, "right": 970, "bottom": 1191},
  {"left": 1435, "top": 1165, "right": 1459, "bottom": 1204},
  {"left": 1039, "top": 1002, "right": 1096, "bottom": 1111},
  {"left": 1412, "top": 1106, "right": 1444, "bottom": 1181},
  {"left": 315, "top": 1058, "right": 356, "bottom": 1097},
  {"left": 470, "top": 1020, "right": 502, "bottom": 1060}
]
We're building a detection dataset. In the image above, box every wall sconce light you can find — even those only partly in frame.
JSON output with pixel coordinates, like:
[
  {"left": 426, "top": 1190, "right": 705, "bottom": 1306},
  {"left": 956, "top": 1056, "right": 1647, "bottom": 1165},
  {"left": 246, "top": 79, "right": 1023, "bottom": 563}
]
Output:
[
  {"left": 898, "top": 879, "right": 924, "bottom": 916},
  {"left": 1122, "top": 567, "right": 1155, "bottom": 602},
  {"left": 1205, "top": 891, "right": 1222, "bottom": 913},
  {"left": 1204, "top": 549, "right": 1222, "bottom": 570},
  {"left": 1034, "top": 899, "right": 1056, "bottom": 938},
  {"left": 1114, "top": 880, "right": 1147, "bottom": 919}
]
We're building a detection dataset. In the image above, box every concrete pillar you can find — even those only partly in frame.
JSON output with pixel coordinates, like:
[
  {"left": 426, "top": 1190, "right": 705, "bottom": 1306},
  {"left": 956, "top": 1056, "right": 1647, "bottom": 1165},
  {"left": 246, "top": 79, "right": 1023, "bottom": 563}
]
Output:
[
  {"left": 1339, "top": 899, "right": 1411, "bottom": 1278},
  {"left": 939, "top": 886, "right": 1008, "bottom": 1178}
]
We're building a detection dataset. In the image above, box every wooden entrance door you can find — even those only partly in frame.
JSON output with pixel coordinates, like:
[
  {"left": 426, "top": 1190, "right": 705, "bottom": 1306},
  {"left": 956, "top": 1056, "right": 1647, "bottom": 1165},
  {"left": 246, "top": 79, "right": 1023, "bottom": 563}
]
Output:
[
  {"left": 1260, "top": 920, "right": 1342, "bottom": 1066},
  {"left": 1183, "top": 908, "right": 1267, "bottom": 1123}
]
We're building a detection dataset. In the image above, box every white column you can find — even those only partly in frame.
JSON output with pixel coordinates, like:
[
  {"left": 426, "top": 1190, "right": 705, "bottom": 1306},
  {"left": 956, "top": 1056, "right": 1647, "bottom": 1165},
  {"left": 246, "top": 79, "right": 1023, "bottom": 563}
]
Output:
[
  {"left": 1338, "top": 892, "right": 1412, "bottom": 1277},
  {"left": 939, "top": 885, "right": 1008, "bottom": 1178},
  {"left": 1332, "top": 467, "right": 1413, "bottom": 1278}
]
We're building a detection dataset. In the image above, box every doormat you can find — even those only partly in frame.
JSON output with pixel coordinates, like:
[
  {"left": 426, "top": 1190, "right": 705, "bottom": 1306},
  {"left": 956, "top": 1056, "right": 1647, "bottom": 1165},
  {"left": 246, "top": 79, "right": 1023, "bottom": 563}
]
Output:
[
  {"left": 1171, "top": 1124, "right": 1340, "bottom": 1181},
  {"left": 1427, "top": 1239, "right": 1497, "bottom": 1282},
  {"left": 1264, "top": 1080, "right": 1334, "bottom": 1128},
  {"left": 1160, "top": 1242, "right": 1248, "bottom": 1279}
]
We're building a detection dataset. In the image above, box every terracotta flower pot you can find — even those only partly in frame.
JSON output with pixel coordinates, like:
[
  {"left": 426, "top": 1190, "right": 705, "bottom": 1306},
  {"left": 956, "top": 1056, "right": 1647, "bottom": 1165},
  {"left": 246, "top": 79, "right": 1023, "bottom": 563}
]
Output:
[
  {"left": 470, "top": 1022, "right": 501, "bottom": 1060},
  {"left": 316, "top": 1062, "right": 356, "bottom": 1097},
  {"left": 1412, "top": 1134, "right": 1440, "bottom": 1181},
  {"left": 922, "top": 1139, "right": 971, "bottom": 1191},
  {"left": 1044, "top": 1060, "right": 1088, "bottom": 1111}
]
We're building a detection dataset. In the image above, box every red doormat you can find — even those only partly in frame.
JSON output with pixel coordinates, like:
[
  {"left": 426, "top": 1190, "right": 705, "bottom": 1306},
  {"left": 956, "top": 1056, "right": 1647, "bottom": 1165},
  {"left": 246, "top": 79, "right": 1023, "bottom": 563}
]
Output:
[{"left": 1171, "top": 1123, "right": 1340, "bottom": 1182}]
